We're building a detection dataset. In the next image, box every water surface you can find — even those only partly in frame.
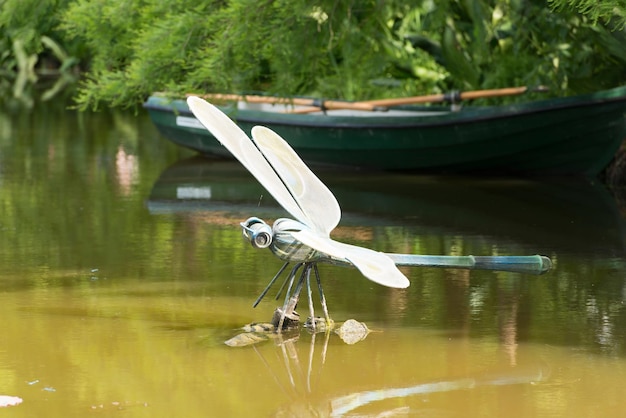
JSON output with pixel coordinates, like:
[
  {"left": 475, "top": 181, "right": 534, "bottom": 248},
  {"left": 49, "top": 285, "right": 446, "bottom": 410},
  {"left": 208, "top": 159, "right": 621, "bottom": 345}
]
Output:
[{"left": 1, "top": 104, "right": 626, "bottom": 417}]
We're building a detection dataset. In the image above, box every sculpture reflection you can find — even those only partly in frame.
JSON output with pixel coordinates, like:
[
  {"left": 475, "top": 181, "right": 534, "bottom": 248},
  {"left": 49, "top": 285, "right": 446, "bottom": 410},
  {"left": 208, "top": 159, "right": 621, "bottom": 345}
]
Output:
[{"left": 224, "top": 323, "right": 549, "bottom": 417}]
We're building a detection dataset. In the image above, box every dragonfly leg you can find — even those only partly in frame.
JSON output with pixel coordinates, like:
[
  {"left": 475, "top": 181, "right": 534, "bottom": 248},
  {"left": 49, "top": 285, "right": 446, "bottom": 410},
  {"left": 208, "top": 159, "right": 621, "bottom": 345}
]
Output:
[
  {"left": 314, "top": 264, "right": 332, "bottom": 326},
  {"left": 276, "top": 263, "right": 304, "bottom": 332},
  {"left": 285, "top": 268, "right": 307, "bottom": 314},
  {"left": 275, "top": 263, "right": 302, "bottom": 301},
  {"left": 305, "top": 264, "right": 316, "bottom": 331},
  {"left": 253, "top": 261, "right": 289, "bottom": 308}
]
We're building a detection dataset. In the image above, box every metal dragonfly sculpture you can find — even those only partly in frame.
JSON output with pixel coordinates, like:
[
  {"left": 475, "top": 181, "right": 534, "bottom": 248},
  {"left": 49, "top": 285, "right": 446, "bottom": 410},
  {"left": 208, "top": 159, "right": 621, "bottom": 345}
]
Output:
[{"left": 186, "top": 96, "right": 552, "bottom": 331}]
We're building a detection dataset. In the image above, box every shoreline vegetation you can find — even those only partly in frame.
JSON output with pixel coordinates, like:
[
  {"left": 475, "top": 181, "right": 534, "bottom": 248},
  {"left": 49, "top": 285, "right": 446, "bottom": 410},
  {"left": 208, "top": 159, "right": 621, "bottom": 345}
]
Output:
[
  {"left": 2, "top": 0, "right": 626, "bottom": 184},
  {"left": 0, "top": 0, "right": 625, "bottom": 110}
]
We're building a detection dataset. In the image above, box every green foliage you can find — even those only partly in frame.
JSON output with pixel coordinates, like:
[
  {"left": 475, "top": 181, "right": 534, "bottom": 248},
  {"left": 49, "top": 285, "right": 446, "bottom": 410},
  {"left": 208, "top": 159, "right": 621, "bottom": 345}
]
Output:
[
  {"left": 185, "top": 0, "right": 444, "bottom": 100},
  {"left": 59, "top": 0, "right": 626, "bottom": 109},
  {"left": 549, "top": 0, "right": 626, "bottom": 28},
  {"left": 0, "top": 0, "right": 80, "bottom": 106},
  {"left": 0, "top": 0, "right": 66, "bottom": 53},
  {"left": 55, "top": 0, "right": 448, "bottom": 108},
  {"left": 398, "top": 0, "right": 626, "bottom": 97},
  {"left": 2, "top": 0, "right": 626, "bottom": 108},
  {"left": 60, "top": 0, "right": 221, "bottom": 109}
]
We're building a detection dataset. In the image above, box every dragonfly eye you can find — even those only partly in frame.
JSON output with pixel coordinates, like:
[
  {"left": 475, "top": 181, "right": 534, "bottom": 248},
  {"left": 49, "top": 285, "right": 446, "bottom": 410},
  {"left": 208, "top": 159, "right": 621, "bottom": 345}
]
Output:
[{"left": 241, "top": 217, "right": 273, "bottom": 249}]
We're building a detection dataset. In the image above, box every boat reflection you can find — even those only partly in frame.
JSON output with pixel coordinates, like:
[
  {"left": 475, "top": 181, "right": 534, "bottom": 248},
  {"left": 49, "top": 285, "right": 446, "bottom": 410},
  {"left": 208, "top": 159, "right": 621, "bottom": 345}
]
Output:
[{"left": 148, "top": 156, "right": 625, "bottom": 257}]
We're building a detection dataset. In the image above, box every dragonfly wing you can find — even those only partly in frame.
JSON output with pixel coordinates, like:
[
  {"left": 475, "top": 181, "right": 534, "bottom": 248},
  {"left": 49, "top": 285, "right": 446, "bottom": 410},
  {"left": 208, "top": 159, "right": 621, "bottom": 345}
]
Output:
[
  {"left": 333, "top": 240, "right": 410, "bottom": 289},
  {"left": 187, "top": 97, "right": 308, "bottom": 224},
  {"left": 251, "top": 126, "right": 341, "bottom": 235},
  {"left": 292, "top": 229, "right": 410, "bottom": 289}
]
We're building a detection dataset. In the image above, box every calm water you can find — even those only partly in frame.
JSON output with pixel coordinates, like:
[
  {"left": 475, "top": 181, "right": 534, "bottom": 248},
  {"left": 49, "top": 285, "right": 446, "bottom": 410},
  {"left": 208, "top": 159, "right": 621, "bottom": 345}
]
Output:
[{"left": 1, "top": 103, "right": 626, "bottom": 417}]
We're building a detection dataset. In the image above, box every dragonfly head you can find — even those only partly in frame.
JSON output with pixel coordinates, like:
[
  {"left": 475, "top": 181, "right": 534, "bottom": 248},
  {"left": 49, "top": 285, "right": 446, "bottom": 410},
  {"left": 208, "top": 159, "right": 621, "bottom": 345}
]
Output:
[
  {"left": 241, "top": 217, "right": 323, "bottom": 263},
  {"left": 241, "top": 217, "right": 273, "bottom": 249}
]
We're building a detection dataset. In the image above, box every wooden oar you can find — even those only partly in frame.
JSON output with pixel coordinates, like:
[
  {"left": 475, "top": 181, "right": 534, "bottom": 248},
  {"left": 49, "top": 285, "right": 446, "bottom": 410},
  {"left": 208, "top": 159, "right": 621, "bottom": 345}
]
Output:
[
  {"left": 186, "top": 93, "right": 382, "bottom": 112},
  {"left": 287, "top": 85, "right": 548, "bottom": 114},
  {"left": 364, "top": 86, "right": 541, "bottom": 107},
  {"left": 188, "top": 86, "right": 547, "bottom": 114}
]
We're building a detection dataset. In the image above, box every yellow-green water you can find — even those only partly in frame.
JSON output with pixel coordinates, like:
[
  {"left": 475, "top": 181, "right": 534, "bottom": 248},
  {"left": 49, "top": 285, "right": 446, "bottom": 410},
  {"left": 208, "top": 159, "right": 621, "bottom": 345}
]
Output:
[
  {"left": 2, "top": 281, "right": 626, "bottom": 417},
  {"left": 1, "top": 103, "right": 626, "bottom": 417}
]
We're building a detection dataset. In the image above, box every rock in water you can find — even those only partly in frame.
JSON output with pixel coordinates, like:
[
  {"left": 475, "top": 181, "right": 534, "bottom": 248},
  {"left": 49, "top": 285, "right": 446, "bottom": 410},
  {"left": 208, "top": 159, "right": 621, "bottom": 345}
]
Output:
[
  {"left": 242, "top": 322, "right": 276, "bottom": 333},
  {"left": 304, "top": 316, "right": 334, "bottom": 332},
  {"left": 271, "top": 308, "right": 300, "bottom": 330},
  {"left": 224, "top": 332, "right": 269, "bottom": 347},
  {"left": 335, "top": 319, "right": 370, "bottom": 344}
]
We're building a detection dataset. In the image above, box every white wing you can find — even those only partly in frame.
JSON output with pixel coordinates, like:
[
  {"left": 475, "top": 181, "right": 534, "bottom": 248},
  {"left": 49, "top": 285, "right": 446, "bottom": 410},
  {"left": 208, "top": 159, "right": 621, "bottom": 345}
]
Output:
[
  {"left": 188, "top": 96, "right": 409, "bottom": 289},
  {"left": 293, "top": 229, "right": 410, "bottom": 288},
  {"left": 187, "top": 97, "right": 309, "bottom": 226},
  {"left": 251, "top": 126, "right": 340, "bottom": 236}
]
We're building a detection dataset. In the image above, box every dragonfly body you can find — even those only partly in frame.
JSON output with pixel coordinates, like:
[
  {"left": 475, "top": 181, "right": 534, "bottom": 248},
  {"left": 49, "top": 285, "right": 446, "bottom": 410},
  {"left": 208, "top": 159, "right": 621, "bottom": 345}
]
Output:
[
  {"left": 243, "top": 216, "right": 357, "bottom": 266},
  {"left": 242, "top": 216, "right": 552, "bottom": 274},
  {"left": 270, "top": 219, "right": 328, "bottom": 263}
]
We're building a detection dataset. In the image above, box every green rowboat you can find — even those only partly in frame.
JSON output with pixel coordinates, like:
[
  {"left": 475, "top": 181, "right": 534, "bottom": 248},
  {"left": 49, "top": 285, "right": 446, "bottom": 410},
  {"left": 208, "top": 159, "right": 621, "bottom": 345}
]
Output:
[{"left": 143, "top": 86, "right": 626, "bottom": 176}]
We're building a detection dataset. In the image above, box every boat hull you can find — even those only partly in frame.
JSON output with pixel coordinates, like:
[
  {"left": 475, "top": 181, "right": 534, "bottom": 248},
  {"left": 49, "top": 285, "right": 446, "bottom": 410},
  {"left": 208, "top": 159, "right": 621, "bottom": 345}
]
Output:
[{"left": 144, "top": 87, "right": 626, "bottom": 176}]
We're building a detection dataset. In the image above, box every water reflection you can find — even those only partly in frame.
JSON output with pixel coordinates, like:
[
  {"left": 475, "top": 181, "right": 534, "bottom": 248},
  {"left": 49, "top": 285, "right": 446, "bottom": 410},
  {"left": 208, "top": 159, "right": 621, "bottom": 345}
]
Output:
[
  {"left": 224, "top": 323, "right": 549, "bottom": 417},
  {"left": 148, "top": 156, "right": 626, "bottom": 257},
  {"left": 115, "top": 145, "right": 139, "bottom": 196}
]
